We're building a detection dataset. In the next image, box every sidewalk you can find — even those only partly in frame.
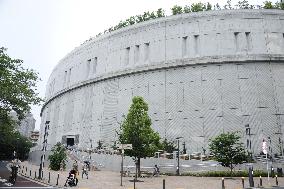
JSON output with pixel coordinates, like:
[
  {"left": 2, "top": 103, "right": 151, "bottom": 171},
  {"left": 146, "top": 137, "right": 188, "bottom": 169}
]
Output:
[{"left": 18, "top": 161, "right": 284, "bottom": 189}]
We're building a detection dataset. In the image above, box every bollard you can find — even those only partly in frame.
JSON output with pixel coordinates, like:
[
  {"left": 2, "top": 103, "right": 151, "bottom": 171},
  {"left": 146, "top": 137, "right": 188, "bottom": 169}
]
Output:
[
  {"left": 48, "top": 172, "right": 50, "bottom": 183},
  {"left": 30, "top": 170, "right": 31, "bottom": 177},
  {"left": 56, "top": 173, "right": 59, "bottom": 185},
  {"left": 222, "top": 177, "right": 225, "bottom": 189},
  {"left": 163, "top": 179, "right": 165, "bottom": 189},
  {"left": 259, "top": 176, "right": 262, "bottom": 187},
  {"left": 241, "top": 177, "right": 244, "bottom": 188},
  {"left": 42, "top": 170, "right": 43, "bottom": 179},
  {"left": 276, "top": 175, "right": 278, "bottom": 186},
  {"left": 248, "top": 167, "right": 254, "bottom": 187}
]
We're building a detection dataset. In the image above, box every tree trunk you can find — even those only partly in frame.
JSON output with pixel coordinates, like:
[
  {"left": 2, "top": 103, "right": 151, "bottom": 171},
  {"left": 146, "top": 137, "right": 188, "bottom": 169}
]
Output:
[
  {"left": 137, "top": 158, "right": 141, "bottom": 177},
  {"left": 230, "top": 162, "right": 233, "bottom": 177}
]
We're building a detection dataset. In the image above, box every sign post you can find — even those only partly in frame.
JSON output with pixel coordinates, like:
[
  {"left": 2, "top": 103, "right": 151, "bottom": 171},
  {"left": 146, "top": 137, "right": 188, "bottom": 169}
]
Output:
[
  {"left": 262, "top": 139, "right": 269, "bottom": 181},
  {"left": 118, "top": 144, "right": 132, "bottom": 186}
]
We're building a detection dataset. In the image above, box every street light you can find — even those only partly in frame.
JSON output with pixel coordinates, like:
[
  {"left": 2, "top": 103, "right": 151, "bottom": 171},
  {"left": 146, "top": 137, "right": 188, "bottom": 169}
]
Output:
[
  {"left": 176, "top": 136, "right": 183, "bottom": 176},
  {"left": 16, "top": 137, "right": 19, "bottom": 159},
  {"left": 89, "top": 139, "right": 93, "bottom": 160}
]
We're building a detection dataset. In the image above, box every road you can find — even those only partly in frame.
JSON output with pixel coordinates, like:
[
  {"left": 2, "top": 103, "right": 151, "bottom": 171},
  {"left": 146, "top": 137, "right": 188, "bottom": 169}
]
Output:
[{"left": 0, "top": 161, "right": 49, "bottom": 188}]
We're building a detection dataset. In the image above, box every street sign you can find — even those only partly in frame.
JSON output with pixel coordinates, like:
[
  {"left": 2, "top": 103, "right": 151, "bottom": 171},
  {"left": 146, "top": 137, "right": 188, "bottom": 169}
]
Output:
[{"left": 117, "top": 144, "right": 132, "bottom": 150}]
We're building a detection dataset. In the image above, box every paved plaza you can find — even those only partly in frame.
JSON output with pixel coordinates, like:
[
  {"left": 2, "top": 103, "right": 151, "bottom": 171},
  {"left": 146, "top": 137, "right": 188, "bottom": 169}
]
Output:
[{"left": 17, "top": 161, "right": 284, "bottom": 189}]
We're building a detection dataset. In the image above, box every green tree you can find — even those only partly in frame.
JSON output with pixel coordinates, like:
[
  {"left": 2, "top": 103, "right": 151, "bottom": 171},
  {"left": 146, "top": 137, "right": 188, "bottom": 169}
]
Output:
[
  {"left": 119, "top": 96, "right": 161, "bottom": 176},
  {"left": 184, "top": 5, "right": 191, "bottom": 13},
  {"left": 161, "top": 138, "right": 176, "bottom": 153},
  {"left": 191, "top": 2, "right": 205, "bottom": 12},
  {"left": 209, "top": 132, "right": 248, "bottom": 174},
  {"left": 48, "top": 142, "right": 67, "bottom": 171},
  {"left": 0, "top": 47, "right": 41, "bottom": 160},
  {"left": 277, "top": 2, "right": 284, "bottom": 9},
  {"left": 171, "top": 5, "right": 183, "bottom": 15},
  {"left": 142, "top": 11, "right": 151, "bottom": 21},
  {"left": 205, "top": 2, "right": 213, "bottom": 10},
  {"left": 156, "top": 8, "right": 165, "bottom": 17},
  {"left": 236, "top": 0, "right": 250, "bottom": 9},
  {"left": 135, "top": 14, "right": 144, "bottom": 23},
  {"left": 97, "top": 140, "right": 103, "bottom": 150},
  {"left": 0, "top": 119, "right": 33, "bottom": 160},
  {"left": 214, "top": 3, "right": 221, "bottom": 10},
  {"left": 0, "top": 47, "right": 42, "bottom": 120},
  {"left": 224, "top": 0, "right": 233, "bottom": 9},
  {"left": 126, "top": 16, "right": 136, "bottom": 25},
  {"left": 263, "top": 1, "right": 274, "bottom": 9}
]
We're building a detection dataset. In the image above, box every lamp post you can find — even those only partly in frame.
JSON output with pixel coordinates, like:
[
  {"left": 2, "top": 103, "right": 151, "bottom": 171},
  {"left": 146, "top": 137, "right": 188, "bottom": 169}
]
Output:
[
  {"left": 16, "top": 137, "right": 19, "bottom": 159},
  {"left": 176, "top": 137, "right": 183, "bottom": 176},
  {"left": 120, "top": 148, "right": 124, "bottom": 186},
  {"left": 39, "top": 120, "right": 49, "bottom": 179},
  {"left": 89, "top": 139, "right": 93, "bottom": 160}
]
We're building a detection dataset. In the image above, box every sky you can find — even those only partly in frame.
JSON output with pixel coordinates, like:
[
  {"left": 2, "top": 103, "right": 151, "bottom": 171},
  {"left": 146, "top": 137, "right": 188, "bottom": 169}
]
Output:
[{"left": 0, "top": 0, "right": 278, "bottom": 130}]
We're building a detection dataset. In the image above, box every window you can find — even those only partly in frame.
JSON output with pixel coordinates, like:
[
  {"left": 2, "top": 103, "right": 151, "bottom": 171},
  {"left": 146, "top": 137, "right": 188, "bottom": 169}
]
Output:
[
  {"left": 93, "top": 57, "right": 98, "bottom": 74},
  {"left": 63, "top": 71, "right": 67, "bottom": 86},
  {"left": 68, "top": 68, "right": 72, "bottom": 84},
  {"left": 125, "top": 47, "right": 130, "bottom": 65},
  {"left": 182, "top": 36, "right": 188, "bottom": 57},
  {"left": 234, "top": 32, "right": 240, "bottom": 52},
  {"left": 134, "top": 45, "right": 140, "bottom": 64},
  {"left": 87, "top": 59, "right": 91, "bottom": 78},
  {"left": 144, "top": 43, "right": 150, "bottom": 62},
  {"left": 194, "top": 35, "right": 199, "bottom": 55},
  {"left": 245, "top": 32, "right": 251, "bottom": 51}
]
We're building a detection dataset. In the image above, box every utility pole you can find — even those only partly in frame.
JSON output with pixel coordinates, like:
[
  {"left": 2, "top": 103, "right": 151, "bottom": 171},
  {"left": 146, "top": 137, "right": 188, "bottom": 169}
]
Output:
[
  {"left": 118, "top": 144, "right": 132, "bottom": 186},
  {"left": 176, "top": 137, "right": 183, "bottom": 176},
  {"left": 120, "top": 148, "right": 124, "bottom": 186}
]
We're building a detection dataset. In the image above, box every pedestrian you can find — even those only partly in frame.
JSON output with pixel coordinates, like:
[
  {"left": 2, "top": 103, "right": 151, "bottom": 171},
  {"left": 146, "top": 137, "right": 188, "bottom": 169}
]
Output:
[
  {"left": 9, "top": 158, "right": 20, "bottom": 184},
  {"left": 152, "top": 164, "right": 160, "bottom": 177},
  {"left": 82, "top": 163, "right": 88, "bottom": 179},
  {"left": 73, "top": 160, "right": 79, "bottom": 176}
]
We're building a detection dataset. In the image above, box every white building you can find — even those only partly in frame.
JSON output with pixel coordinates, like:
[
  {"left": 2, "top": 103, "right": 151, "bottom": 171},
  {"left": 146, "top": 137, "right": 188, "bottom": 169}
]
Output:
[
  {"left": 40, "top": 9, "right": 284, "bottom": 156},
  {"left": 10, "top": 112, "right": 36, "bottom": 138}
]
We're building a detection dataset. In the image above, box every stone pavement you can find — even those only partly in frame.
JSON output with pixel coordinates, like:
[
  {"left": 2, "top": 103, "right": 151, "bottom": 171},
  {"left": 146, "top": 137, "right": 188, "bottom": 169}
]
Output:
[{"left": 18, "top": 161, "right": 284, "bottom": 189}]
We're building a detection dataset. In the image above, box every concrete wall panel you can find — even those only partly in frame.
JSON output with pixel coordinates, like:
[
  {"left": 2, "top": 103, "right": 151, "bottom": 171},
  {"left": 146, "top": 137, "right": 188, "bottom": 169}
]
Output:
[{"left": 40, "top": 10, "right": 284, "bottom": 155}]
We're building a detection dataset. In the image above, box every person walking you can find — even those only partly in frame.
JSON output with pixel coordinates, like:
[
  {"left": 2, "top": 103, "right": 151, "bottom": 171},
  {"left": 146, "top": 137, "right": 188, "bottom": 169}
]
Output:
[
  {"left": 152, "top": 164, "right": 160, "bottom": 177},
  {"left": 72, "top": 160, "right": 79, "bottom": 176},
  {"left": 82, "top": 163, "right": 88, "bottom": 179}
]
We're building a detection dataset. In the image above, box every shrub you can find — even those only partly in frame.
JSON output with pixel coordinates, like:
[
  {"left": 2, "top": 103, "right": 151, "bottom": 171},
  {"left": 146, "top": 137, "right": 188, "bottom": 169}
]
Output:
[
  {"left": 191, "top": 2, "right": 205, "bottom": 12},
  {"left": 182, "top": 170, "right": 270, "bottom": 177},
  {"left": 48, "top": 142, "right": 67, "bottom": 171},
  {"left": 171, "top": 5, "right": 183, "bottom": 15},
  {"left": 263, "top": 1, "right": 274, "bottom": 9}
]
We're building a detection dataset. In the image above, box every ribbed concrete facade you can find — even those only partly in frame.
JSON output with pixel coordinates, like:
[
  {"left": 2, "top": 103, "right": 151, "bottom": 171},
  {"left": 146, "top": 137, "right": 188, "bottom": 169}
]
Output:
[{"left": 41, "top": 9, "right": 284, "bottom": 155}]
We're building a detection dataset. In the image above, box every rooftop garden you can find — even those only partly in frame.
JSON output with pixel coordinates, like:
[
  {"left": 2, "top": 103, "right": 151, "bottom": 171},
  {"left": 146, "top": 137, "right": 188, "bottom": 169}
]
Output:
[{"left": 83, "top": 0, "right": 284, "bottom": 44}]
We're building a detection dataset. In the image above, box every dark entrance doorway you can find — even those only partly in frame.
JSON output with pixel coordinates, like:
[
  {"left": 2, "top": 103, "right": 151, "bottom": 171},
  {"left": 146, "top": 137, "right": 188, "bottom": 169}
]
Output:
[{"left": 67, "top": 138, "right": 74, "bottom": 146}]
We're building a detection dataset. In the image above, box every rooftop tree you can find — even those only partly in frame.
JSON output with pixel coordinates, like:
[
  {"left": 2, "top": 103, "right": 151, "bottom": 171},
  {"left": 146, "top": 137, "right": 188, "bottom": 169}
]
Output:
[{"left": 171, "top": 5, "right": 183, "bottom": 15}]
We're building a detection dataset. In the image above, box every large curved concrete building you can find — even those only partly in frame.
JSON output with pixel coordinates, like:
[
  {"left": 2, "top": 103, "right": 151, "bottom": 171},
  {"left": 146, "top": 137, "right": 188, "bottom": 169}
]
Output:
[{"left": 40, "top": 9, "right": 284, "bottom": 155}]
